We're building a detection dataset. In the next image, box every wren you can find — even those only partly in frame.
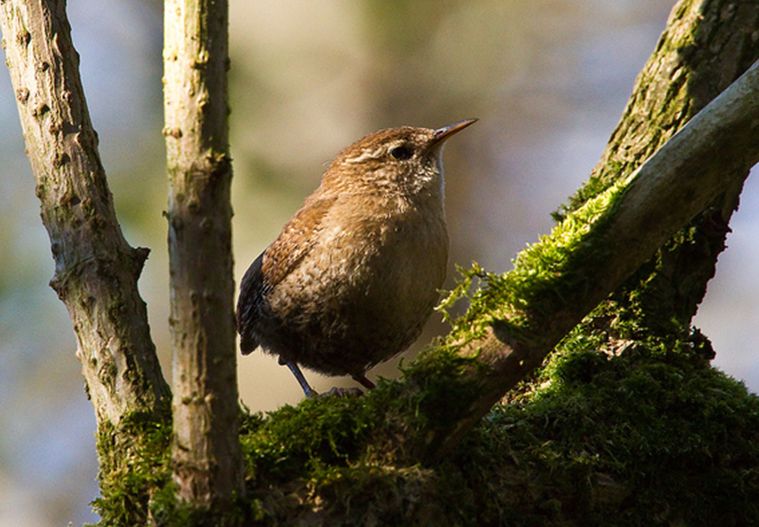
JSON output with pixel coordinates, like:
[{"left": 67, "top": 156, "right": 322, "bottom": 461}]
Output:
[{"left": 237, "top": 119, "right": 477, "bottom": 397}]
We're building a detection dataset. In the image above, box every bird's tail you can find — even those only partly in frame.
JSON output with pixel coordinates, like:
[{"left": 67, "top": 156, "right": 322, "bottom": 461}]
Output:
[{"left": 240, "top": 333, "right": 258, "bottom": 355}]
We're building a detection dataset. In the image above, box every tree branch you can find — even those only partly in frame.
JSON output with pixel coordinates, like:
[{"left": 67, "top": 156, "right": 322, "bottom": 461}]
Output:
[
  {"left": 427, "top": 59, "right": 759, "bottom": 459},
  {"left": 0, "top": 0, "right": 169, "bottom": 427},
  {"left": 163, "top": 0, "right": 243, "bottom": 508},
  {"left": 559, "top": 0, "right": 759, "bottom": 339}
]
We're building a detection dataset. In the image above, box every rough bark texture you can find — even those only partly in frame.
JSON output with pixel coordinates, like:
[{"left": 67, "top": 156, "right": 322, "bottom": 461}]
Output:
[
  {"left": 0, "top": 0, "right": 169, "bottom": 427},
  {"left": 163, "top": 0, "right": 243, "bottom": 510}
]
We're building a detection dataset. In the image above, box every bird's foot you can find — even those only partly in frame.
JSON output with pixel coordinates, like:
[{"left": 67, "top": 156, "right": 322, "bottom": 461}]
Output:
[
  {"left": 320, "top": 386, "right": 364, "bottom": 398},
  {"left": 282, "top": 360, "right": 318, "bottom": 398}
]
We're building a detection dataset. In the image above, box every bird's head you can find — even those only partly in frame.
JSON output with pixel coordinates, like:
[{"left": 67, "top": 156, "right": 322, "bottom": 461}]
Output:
[{"left": 323, "top": 119, "right": 477, "bottom": 199}]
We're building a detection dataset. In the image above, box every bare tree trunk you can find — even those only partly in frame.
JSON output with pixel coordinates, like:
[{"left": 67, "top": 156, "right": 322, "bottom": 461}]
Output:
[
  {"left": 0, "top": 0, "right": 169, "bottom": 428},
  {"left": 163, "top": 0, "right": 243, "bottom": 511}
]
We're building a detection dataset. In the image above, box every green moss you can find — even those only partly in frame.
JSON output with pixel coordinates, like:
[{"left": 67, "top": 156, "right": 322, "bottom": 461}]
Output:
[
  {"left": 438, "top": 179, "right": 627, "bottom": 346},
  {"left": 552, "top": 160, "right": 625, "bottom": 222},
  {"left": 92, "top": 331, "right": 759, "bottom": 526},
  {"left": 240, "top": 346, "right": 484, "bottom": 477},
  {"left": 234, "top": 337, "right": 759, "bottom": 525},
  {"left": 148, "top": 487, "right": 247, "bottom": 527},
  {"left": 455, "top": 338, "right": 759, "bottom": 526},
  {"left": 92, "top": 410, "right": 247, "bottom": 527},
  {"left": 91, "top": 411, "right": 172, "bottom": 526},
  {"left": 240, "top": 392, "right": 376, "bottom": 484}
]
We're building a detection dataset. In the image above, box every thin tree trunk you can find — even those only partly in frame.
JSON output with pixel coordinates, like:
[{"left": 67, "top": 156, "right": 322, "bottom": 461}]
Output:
[
  {"left": 163, "top": 0, "right": 243, "bottom": 510},
  {"left": 0, "top": 0, "right": 169, "bottom": 428}
]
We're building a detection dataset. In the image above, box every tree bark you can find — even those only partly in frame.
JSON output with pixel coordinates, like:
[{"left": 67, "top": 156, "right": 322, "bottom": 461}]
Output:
[
  {"left": 0, "top": 0, "right": 169, "bottom": 428},
  {"left": 424, "top": 59, "right": 759, "bottom": 459},
  {"left": 163, "top": 0, "right": 243, "bottom": 510}
]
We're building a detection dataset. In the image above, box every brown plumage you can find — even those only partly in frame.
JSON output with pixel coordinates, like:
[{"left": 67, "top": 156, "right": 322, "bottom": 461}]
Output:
[{"left": 237, "top": 119, "right": 477, "bottom": 396}]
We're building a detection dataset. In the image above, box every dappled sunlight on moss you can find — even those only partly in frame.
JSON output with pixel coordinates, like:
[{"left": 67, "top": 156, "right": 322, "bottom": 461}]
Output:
[
  {"left": 449, "top": 324, "right": 759, "bottom": 524},
  {"left": 90, "top": 328, "right": 759, "bottom": 526},
  {"left": 438, "top": 180, "right": 627, "bottom": 346}
]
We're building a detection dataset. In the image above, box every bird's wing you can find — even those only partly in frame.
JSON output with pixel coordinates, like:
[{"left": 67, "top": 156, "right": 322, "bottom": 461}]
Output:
[
  {"left": 237, "top": 252, "right": 264, "bottom": 354},
  {"left": 236, "top": 194, "right": 337, "bottom": 354},
  {"left": 261, "top": 194, "right": 337, "bottom": 287}
]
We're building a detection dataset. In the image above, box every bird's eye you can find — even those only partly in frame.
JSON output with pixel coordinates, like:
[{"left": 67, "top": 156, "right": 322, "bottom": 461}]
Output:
[{"left": 390, "top": 145, "right": 413, "bottom": 160}]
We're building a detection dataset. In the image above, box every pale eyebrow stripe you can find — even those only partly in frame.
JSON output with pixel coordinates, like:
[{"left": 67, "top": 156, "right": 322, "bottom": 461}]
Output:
[
  {"left": 344, "top": 146, "right": 384, "bottom": 164},
  {"left": 344, "top": 140, "right": 405, "bottom": 164}
]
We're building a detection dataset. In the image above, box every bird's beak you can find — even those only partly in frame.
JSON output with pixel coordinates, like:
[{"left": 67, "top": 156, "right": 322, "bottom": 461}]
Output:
[{"left": 431, "top": 118, "right": 478, "bottom": 146}]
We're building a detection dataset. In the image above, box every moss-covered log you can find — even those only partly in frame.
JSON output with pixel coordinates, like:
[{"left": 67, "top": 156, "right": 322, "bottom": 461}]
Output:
[
  {"left": 94, "top": 334, "right": 759, "bottom": 525},
  {"left": 427, "top": 58, "right": 759, "bottom": 458}
]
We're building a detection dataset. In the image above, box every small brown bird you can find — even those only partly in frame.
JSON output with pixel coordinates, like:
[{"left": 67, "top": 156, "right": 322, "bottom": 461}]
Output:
[{"left": 237, "top": 119, "right": 477, "bottom": 397}]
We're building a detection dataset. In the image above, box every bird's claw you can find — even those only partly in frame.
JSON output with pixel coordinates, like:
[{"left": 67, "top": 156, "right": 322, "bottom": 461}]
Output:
[{"left": 319, "top": 386, "right": 364, "bottom": 398}]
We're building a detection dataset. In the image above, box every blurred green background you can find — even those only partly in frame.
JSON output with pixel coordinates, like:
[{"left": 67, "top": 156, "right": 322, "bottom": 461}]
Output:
[{"left": 1, "top": 1, "right": 756, "bottom": 525}]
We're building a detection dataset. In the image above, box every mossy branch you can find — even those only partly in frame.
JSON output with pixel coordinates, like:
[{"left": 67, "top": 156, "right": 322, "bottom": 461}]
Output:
[
  {"left": 427, "top": 59, "right": 759, "bottom": 459},
  {"left": 560, "top": 0, "right": 758, "bottom": 343},
  {"left": 0, "top": 1, "right": 169, "bottom": 427},
  {"left": 163, "top": 0, "right": 243, "bottom": 510}
]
